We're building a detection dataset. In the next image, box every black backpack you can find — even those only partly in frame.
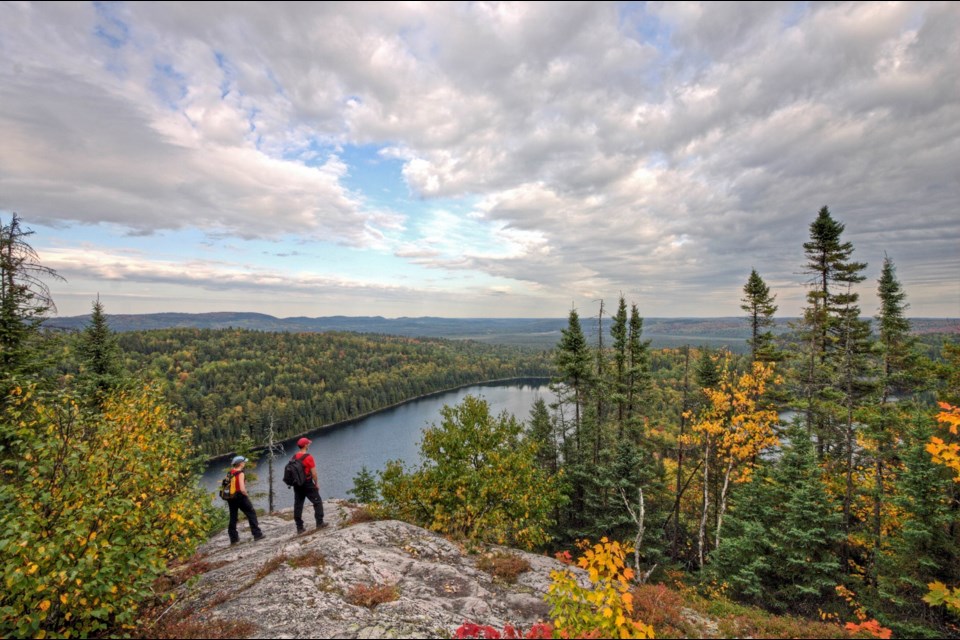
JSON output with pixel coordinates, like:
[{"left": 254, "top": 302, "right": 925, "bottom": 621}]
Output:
[
  {"left": 283, "top": 454, "right": 308, "bottom": 488},
  {"left": 219, "top": 471, "right": 235, "bottom": 501}
]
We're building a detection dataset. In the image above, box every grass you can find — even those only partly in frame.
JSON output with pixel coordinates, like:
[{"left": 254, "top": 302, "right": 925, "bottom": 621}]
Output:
[
  {"left": 627, "top": 583, "right": 860, "bottom": 639},
  {"left": 345, "top": 582, "right": 400, "bottom": 609},
  {"left": 476, "top": 551, "right": 531, "bottom": 584}
]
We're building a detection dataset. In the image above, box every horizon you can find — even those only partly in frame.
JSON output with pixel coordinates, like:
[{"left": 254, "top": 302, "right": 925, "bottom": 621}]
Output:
[
  {"left": 3, "top": 2, "right": 958, "bottom": 319},
  {"left": 50, "top": 310, "right": 959, "bottom": 322}
]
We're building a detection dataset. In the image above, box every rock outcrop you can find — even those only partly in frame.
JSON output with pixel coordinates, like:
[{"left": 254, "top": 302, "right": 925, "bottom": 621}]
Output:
[{"left": 163, "top": 501, "right": 580, "bottom": 639}]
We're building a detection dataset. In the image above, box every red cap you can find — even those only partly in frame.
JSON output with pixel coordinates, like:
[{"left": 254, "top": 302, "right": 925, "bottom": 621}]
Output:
[{"left": 297, "top": 437, "right": 311, "bottom": 448}]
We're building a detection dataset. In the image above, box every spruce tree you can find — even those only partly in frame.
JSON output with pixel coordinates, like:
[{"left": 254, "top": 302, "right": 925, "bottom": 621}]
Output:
[
  {"left": 865, "top": 256, "right": 928, "bottom": 584},
  {"left": 879, "top": 412, "right": 958, "bottom": 637},
  {"left": 769, "top": 422, "right": 843, "bottom": 613},
  {"left": 555, "top": 307, "right": 590, "bottom": 453},
  {"left": 76, "top": 298, "right": 124, "bottom": 403},
  {"left": 741, "top": 268, "right": 779, "bottom": 362},
  {"left": 798, "top": 206, "right": 869, "bottom": 458},
  {"left": 0, "top": 214, "right": 62, "bottom": 381},
  {"left": 611, "top": 296, "right": 629, "bottom": 431},
  {"left": 626, "top": 303, "right": 651, "bottom": 427}
]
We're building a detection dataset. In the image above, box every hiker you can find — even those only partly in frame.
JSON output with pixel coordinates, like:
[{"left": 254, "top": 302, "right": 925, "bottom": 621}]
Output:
[
  {"left": 226, "top": 456, "right": 264, "bottom": 545},
  {"left": 291, "top": 437, "right": 327, "bottom": 533}
]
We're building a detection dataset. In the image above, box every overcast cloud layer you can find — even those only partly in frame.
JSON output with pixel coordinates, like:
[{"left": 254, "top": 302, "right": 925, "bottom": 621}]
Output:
[{"left": 1, "top": 1, "right": 957, "bottom": 318}]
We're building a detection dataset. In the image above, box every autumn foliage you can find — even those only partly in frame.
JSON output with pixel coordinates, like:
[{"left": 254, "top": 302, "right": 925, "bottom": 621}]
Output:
[
  {"left": 546, "top": 538, "right": 655, "bottom": 639},
  {"left": 0, "top": 383, "right": 210, "bottom": 638}
]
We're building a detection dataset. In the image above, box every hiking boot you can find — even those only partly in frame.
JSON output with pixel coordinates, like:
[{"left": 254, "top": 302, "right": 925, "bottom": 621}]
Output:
[
  {"left": 253, "top": 533, "right": 265, "bottom": 541},
  {"left": 316, "top": 522, "right": 329, "bottom": 530},
  {"left": 296, "top": 527, "right": 305, "bottom": 535}
]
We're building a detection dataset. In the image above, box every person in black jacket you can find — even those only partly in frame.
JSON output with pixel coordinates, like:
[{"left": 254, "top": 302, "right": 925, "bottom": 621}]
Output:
[{"left": 226, "top": 456, "right": 264, "bottom": 545}]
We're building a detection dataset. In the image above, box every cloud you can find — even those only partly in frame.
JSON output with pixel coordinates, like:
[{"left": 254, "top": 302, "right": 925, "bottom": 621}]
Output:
[{"left": 1, "top": 2, "right": 957, "bottom": 317}]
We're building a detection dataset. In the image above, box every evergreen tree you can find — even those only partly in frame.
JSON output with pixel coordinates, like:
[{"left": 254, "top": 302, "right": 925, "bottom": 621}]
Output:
[
  {"left": 712, "top": 421, "right": 842, "bottom": 613},
  {"left": 0, "top": 214, "right": 62, "bottom": 381},
  {"left": 611, "top": 296, "right": 629, "bottom": 431},
  {"left": 348, "top": 466, "right": 379, "bottom": 504},
  {"left": 797, "top": 206, "right": 868, "bottom": 457},
  {"left": 741, "top": 268, "right": 780, "bottom": 363},
  {"left": 555, "top": 307, "right": 590, "bottom": 454},
  {"left": 76, "top": 298, "right": 124, "bottom": 403},
  {"left": 768, "top": 421, "right": 843, "bottom": 613},
  {"left": 878, "top": 412, "right": 958, "bottom": 637},
  {"left": 864, "top": 256, "right": 928, "bottom": 584},
  {"left": 528, "top": 397, "right": 558, "bottom": 475},
  {"left": 626, "top": 303, "right": 651, "bottom": 428}
]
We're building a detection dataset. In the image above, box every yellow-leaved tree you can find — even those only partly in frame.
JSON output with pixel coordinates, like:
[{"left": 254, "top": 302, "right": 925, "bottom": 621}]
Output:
[
  {"left": 692, "top": 359, "right": 780, "bottom": 567},
  {"left": 924, "top": 402, "right": 960, "bottom": 614}
]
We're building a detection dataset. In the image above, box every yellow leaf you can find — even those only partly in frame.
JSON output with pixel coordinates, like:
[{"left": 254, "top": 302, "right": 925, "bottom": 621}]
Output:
[{"left": 39, "top": 599, "right": 51, "bottom": 611}]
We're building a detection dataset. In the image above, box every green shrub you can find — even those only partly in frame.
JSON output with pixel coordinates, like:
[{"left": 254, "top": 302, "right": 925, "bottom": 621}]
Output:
[{"left": 0, "top": 383, "right": 210, "bottom": 638}]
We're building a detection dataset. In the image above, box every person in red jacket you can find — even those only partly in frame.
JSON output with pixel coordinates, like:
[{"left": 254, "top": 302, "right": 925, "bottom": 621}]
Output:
[
  {"left": 292, "top": 438, "right": 327, "bottom": 533},
  {"left": 227, "top": 456, "right": 264, "bottom": 545}
]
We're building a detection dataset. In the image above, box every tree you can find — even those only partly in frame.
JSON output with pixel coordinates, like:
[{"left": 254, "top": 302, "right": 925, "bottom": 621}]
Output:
[
  {"left": 76, "top": 298, "right": 124, "bottom": 403},
  {"left": 0, "top": 382, "right": 210, "bottom": 637},
  {"left": 376, "top": 395, "right": 562, "bottom": 550},
  {"left": 611, "top": 296, "right": 629, "bottom": 430},
  {"left": 710, "top": 421, "right": 842, "bottom": 614},
  {"left": 864, "top": 256, "right": 928, "bottom": 583},
  {"left": 555, "top": 308, "right": 590, "bottom": 452},
  {"left": 692, "top": 357, "right": 779, "bottom": 566},
  {"left": 626, "top": 303, "right": 651, "bottom": 426},
  {"left": 798, "top": 206, "right": 868, "bottom": 458},
  {"left": 0, "top": 213, "right": 62, "bottom": 380},
  {"left": 741, "top": 269, "right": 779, "bottom": 363}
]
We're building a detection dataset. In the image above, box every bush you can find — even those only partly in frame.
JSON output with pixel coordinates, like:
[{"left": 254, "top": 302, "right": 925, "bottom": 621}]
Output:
[
  {"left": 0, "top": 383, "right": 210, "bottom": 638},
  {"left": 476, "top": 551, "right": 531, "bottom": 584},
  {"left": 376, "top": 396, "right": 562, "bottom": 550},
  {"left": 345, "top": 582, "right": 399, "bottom": 608}
]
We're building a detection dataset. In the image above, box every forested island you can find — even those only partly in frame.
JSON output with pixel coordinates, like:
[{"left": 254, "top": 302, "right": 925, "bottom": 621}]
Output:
[{"left": 2, "top": 208, "right": 959, "bottom": 638}]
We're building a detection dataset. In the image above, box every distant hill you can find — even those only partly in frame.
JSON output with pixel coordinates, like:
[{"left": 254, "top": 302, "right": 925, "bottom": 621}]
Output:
[{"left": 46, "top": 312, "right": 959, "bottom": 351}]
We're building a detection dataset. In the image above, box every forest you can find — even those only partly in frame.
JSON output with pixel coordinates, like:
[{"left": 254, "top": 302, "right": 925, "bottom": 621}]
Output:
[
  {"left": 362, "top": 207, "right": 960, "bottom": 638},
  {"left": 108, "top": 328, "right": 552, "bottom": 457},
  {"left": 2, "top": 208, "right": 959, "bottom": 638}
]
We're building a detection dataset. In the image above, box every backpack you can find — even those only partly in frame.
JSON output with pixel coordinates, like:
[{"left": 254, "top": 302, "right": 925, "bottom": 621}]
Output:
[
  {"left": 219, "top": 470, "right": 236, "bottom": 501},
  {"left": 283, "top": 453, "right": 308, "bottom": 488}
]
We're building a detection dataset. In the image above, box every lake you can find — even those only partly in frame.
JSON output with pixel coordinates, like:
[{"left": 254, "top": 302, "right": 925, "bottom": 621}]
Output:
[{"left": 201, "top": 380, "right": 554, "bottom": 510}]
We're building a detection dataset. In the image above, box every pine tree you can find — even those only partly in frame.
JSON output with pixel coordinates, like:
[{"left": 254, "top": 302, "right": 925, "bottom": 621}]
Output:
[
  {"left": 798, "top": 206, "right": 868, "bottom": 458},
  {"left": 0, "top": 214, "right": 62, "bottom": 381},
  {"left": 76, "top": 298, "right": 124, "bottom": 403},
  {"left": 611, "top": 296, "right": 629, "bottom": 431},
  {"left": 879, "top": 412, "right": 958, "bottom": 636},
  {"left": 626, "top": 303, "right": 651, "bottom": 427},
  {"left": 864, "top": 256, "right": 928, "bottom": 584},
  {"left": 741, "top": 269, "right": 780, "bottom": 363},
  {"left": 709, "top": 420, "right": 842, "bottom": 614},
  {"left": 768, "top": 421, "right": 843, "bottom": 613},
  {"left": 529, "top": 397, "right": 558, "bottom": 475},
  {"left": 556, "top": 307, "right": 590, "bottom": 454}
]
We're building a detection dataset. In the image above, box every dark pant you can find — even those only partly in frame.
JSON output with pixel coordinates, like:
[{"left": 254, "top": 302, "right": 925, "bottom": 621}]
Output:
[
  {"left": 228, "top": 494, "right": 262, "bottom": 543},
  {"left": 293, "top": 483, "right": 324, "bottom": 529}
]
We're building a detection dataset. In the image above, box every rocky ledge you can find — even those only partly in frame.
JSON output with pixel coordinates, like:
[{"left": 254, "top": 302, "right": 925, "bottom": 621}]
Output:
[{"left": 159, "top": 501, "right": 582, "bottom": 639}]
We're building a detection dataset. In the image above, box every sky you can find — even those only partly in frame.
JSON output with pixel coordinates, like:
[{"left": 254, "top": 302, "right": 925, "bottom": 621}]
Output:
[{"left": 1, "top": 1, "right": 958, "bottom": 319}]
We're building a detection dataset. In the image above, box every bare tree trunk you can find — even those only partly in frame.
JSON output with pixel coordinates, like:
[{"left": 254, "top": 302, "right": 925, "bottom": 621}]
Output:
[
  {"left": 620, "top": 485, "right": 657, "bottom": 584},
  {"left": 698, "top": 436, "right": 711, "bottom": 569},
  {"left": 673, "top": 346, "right": 690, "bottom": 559},
  {"left": 714, "top": 458, "right": 735, "bottom": 551}
]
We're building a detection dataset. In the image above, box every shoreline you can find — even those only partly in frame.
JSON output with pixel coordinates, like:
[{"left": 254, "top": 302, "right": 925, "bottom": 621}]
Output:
[{"left": 204, "top": 375, "right": 552, "bottom": 464}]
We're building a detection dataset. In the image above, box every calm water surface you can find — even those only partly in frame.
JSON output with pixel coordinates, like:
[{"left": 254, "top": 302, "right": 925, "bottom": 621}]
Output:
[{"left": 201, "top": 381, "right": 553, "bottom": 510}]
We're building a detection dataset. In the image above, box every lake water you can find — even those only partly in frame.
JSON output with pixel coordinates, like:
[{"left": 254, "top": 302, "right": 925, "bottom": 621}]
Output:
[{"left": 201, "top": 380, "right": 554, "bottom": 510}]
